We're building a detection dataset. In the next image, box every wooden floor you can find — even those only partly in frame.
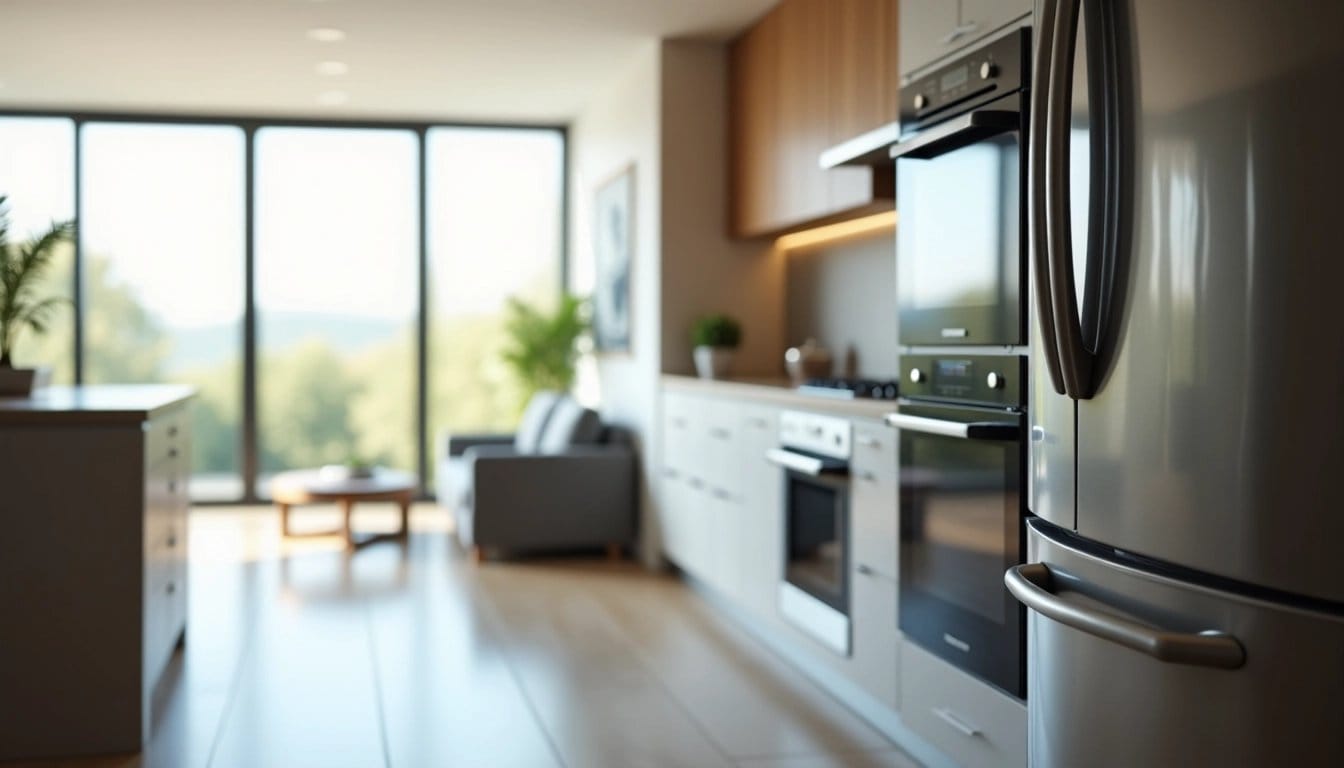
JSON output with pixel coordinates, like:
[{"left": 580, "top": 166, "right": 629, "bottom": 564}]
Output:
[{"left": 11, "top": 505, "right": 918, "bottom": 768}]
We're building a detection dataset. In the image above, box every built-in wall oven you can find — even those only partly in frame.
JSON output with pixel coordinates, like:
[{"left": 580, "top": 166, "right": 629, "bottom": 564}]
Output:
[
  {"left": 894, "top": 28, "right": 1030, "bottom": 347},
  {"left": 887, "top": 355, "right": 1026, "bottom": 697},
  {"left": 887, "top": 27, "right": 1032, "bottom": 699},
  {"left": 766, "top": 411, "right": 852, "bottom": 656}
]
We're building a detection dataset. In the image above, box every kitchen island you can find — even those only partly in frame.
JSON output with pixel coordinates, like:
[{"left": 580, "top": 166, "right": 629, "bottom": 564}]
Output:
[{"left": 0, "top": 385, "right": 194, "bottom": 761}]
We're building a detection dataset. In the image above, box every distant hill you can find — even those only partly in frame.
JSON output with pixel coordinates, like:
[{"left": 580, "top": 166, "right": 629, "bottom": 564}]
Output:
[{"left": 169, "top": 312, "right": 409, "bottom": 372}]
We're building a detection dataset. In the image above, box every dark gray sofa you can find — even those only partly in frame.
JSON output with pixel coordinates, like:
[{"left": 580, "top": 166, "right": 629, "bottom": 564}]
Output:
[{"left": 437, "top": 392, "right": 636, "bottom": 561}]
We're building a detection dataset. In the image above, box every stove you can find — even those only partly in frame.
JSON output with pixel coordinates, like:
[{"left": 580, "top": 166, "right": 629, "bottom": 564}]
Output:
[{"left": 797, "top": 377, "right": 900, "bottom": 400}]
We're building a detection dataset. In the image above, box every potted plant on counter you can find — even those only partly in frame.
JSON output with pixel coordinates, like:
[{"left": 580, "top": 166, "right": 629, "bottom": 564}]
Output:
[
  {"left": 0, "top": 196, "right": 74, "bottom": 397},
  {"left": 691, "top": 313, "right": 742, "bottom": 380}
]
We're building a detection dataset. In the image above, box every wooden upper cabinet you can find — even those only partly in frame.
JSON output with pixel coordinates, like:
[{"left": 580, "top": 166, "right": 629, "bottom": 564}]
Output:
[{"left": 730, "top": 0, "right": 899, "bottom": 238}]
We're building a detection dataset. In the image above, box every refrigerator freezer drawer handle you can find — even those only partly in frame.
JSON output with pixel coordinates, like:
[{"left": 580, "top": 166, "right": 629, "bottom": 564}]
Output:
[
  {"left": 1005, "top": 563, "right": 1246, "bottom": 670},
  {"left": 932, "top": 707, "right": 981, "bottom": 738},
  {"left": 884, "top": 413, "right": 1020, "bottom": 441}
]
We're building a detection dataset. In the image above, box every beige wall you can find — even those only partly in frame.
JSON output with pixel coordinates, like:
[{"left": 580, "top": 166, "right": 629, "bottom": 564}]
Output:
[
  {"left": 658, "top": 40, "right": 785, "bottom": 378},
  {"left": 569, "top": 39, "right": 788, "bottom": 566},
  {"left": 785, "top": 233, "right": 898, "bottom": 378}
]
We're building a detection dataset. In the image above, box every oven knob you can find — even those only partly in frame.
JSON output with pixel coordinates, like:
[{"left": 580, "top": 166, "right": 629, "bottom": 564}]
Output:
[
  {"left": 913, "top": 93, "right": 929, "bottom": 110},
  {"left": 986, "top": 372, "right": 1005, "bottom": 389},
  {"left": 909, "top": 368, "right": 925, "bottom": 384},
  {"left": 980, "top": 61, "right": 998, "bottom": 80}
]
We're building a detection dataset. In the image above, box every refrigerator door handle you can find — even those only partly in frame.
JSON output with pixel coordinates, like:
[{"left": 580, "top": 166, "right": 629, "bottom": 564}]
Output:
[
  {"left": 1043, "top": 0, "right": 1095, "bottom": 399},
  {"left": 1029, "top": 0, "right": 1067, "bottom": 395},
  {"left": 1005, "top": 563, "right": 1246, "bottom": 669}
]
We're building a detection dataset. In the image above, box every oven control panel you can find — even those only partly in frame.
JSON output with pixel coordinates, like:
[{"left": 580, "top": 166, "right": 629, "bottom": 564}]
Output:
[
  {"left": 900, "top": 26, "right": 1029, "bottom": 129},
  {"left": 779, "top": 411, "right": 852, "bottom": 459},
  {"left": 901, "top": 354, "right": 1026, "bottom": 408}
]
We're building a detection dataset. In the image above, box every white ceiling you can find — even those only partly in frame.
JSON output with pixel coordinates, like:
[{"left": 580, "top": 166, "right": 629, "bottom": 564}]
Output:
[{"left": 0, "top": 0, "right": 777, "bottom": 123}]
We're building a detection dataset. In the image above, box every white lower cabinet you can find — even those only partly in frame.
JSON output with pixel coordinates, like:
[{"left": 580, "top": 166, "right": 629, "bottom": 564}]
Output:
[
  {"left": 845, "top": 565, "right": 900, "bottom": 709},
  {"left": 900, "top": 641, "right": 1026, "bottom": 768},
  {"left": 738, "top": 404, "right": 782, "bottom": 621}
]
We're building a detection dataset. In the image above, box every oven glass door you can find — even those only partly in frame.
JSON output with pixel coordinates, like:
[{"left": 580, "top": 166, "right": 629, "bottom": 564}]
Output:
[
  {"left": 896, "top": 95, "right": 1024, "bottom": 347},
  {"left": 784, "top": 468, "right": 850, "bottom": 614},
  {"left": 897, "top": 401, "right": 1024, "bottom": 697}
]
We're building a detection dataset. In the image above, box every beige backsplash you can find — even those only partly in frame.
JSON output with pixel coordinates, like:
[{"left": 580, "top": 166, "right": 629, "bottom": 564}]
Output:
[{"left": 785, "top": 233, "right": 897, "bottom": 378}]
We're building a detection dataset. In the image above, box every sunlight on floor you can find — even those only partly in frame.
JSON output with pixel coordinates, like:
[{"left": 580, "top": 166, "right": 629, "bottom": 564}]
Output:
[{"left": 190, "top": 502, "right": 453, "bottom": 564}]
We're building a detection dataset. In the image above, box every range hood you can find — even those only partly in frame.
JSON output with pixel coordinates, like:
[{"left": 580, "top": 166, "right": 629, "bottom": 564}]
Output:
[{"left": 818, "top": 121, "right": 901, "bottom": 169}]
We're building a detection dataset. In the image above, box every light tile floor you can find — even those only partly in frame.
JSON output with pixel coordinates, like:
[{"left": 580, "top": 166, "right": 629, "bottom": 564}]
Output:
[{"left": 10, "top": 504, "right": 919, "bottom": 768}]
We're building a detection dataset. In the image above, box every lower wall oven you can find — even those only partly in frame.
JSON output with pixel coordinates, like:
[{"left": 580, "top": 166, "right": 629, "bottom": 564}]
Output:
[
  {"left": 766, "top": 411, "right": 852, "bottom": 656},
  {"left": 887, "top": 354, "right": 1027, "bottom": 698}
]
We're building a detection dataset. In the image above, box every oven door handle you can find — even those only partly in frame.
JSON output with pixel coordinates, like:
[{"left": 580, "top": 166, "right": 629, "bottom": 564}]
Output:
[
  {"left": 764, "top": 448, "right": 846, "bottom": 476},
  {"left": 883, "top": 412, "right": 1020, "bottom": 441},
  {"left": 889, "top": 109, "right": 1018, "bottom": 162}
]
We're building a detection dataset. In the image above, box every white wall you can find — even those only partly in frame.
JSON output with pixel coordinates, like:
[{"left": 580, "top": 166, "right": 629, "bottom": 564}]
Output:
[{"left": 568, "top": 41, "right": 663, "bottom": 565}]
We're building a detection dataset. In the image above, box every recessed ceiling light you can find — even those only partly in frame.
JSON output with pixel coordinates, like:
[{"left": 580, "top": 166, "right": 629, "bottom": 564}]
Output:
[
  {"left": 306, "top": 27, "right": 346, "bottom": 43},
  {"left": 317, "top": 90, "right": 349, "bottom": 106},
  {"left": 315, "top": 61, "right": 349, "bottom": 76}
]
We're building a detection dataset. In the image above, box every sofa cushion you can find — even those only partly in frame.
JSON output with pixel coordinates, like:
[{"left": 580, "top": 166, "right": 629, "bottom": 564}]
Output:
[
  {"left": 514, "top": 390, "right": 562, "bottom": 454},
  {"left": 537, "top": 398, "right": 603, "bottom": 455}
]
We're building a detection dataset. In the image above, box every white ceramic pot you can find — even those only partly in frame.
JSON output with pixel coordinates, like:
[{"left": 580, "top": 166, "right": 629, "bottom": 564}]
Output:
[
  {"left": 693, "top": 346, "right": 735, "bottom": 380},
  {"left": 0, "top": 366, "right": 51, "bottom": 397}
]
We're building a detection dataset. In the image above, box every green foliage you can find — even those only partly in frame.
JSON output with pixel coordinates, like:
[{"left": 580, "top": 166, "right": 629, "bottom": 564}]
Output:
[
  {"left": 0, "top": 196, "right": 75, "bottom": 367},
  {"left": 691, "top": 313, "right": 742, "bottom": 348},
  {"left": 501, "top": 294, "right": 588, "bottom": 400}
]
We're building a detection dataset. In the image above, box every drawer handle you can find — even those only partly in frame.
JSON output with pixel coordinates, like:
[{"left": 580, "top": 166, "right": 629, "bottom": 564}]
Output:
[
  {"left": 856, "top": 563, "right": 875, "bottom": 576},
  {"left": 166, "top": 533, "right": 178, "bottom": 549},
  {"left": 932, "top": 707, "right": 981, "bottom": 738},
  {"left": 708, "top": 427, "right": 731, "bottom": 440},
  {"left": 858, "top": 436, "right": 883, "bottom": 449},
  {"left": 858, "top": 471, "right": 878, "bottom": 482},
  {"left": 662, "top": 468, "right": 680, "bottom": 479},
  {"left": 168, "top": 480, "right": 177, "bottom": 493},
  {"left": 710, "top": 488, "right": 732, "bottom": 501},
  {"left": 688, "top": 477, "right": 705, "bottom": 490},
  {"left": 168, "top": 426, "right": 179, "bottom": 437},
  {"left": 748, "top": 418, "right": 770, "bottom": 429},
  {"left": 169, "top": 448, "right": 180, "bottom": 459},
  {"left": 166, "top": 582, "right": 177, "bottom": 595}
]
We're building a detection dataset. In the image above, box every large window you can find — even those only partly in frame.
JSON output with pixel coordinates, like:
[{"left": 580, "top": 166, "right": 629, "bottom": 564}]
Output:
[
  {"left": 0, "top": 118, "right": 76, "bottom": 384},
  {"left": 426, "top": 128, "right": 564, "bottom": 458},
  {"left": 0, "top": 114, "right": 564, "bottom": 502},
  {"left": 255, "top": 128, "right": 418, "bottom": 484},
  {"left": 81, "top": 123, "right": 246, "bottom": 500}
]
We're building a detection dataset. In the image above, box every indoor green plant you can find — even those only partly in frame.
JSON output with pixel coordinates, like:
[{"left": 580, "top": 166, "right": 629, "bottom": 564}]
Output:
[
  {"left": 690, "top": 313, "right": 742, "bottom": 380},
  {"left": 501, "top": 294, "right": 589, "bottom": 400},
  {"left": 0, "top": 195, "right": 74, "bottom": 396}
]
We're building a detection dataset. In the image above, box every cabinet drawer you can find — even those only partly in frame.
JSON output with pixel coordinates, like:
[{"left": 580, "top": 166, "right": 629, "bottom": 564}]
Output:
[
  {"left": 851, "top": 467, "right": 897, "bottom": 578},
  {"left": 852, "top": 421, "right": 897, "bottom": 479},
  {"left": 900, "top": 641, "right": 1026, "bottom": 768},
  {"left": 845, "top": 567, "right": 899, "bottom": 708},
  {"left": 145, "top": 408, "right": 186, "bottom": 466}
]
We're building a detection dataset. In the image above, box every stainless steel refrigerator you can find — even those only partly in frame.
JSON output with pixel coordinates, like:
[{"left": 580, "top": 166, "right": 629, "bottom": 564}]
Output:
[{"left": 1008, "top": 0, "right": 1344, "bottom": 764}]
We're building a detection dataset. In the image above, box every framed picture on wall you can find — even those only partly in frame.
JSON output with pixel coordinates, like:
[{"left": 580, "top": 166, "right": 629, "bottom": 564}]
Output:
[{"left": 593, "top": 164, "right": 634, "bottom": 353}]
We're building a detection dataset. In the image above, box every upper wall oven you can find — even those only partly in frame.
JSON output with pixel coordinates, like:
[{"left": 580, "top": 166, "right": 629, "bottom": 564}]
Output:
[{"left": 894, "top": 28, "right": 1030, "bottom": 347}]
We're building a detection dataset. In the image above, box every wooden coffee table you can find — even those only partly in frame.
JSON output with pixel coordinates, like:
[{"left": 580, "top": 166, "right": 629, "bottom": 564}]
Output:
[{"left": 270, "top": 467, "right": 417, "bottom": 549}]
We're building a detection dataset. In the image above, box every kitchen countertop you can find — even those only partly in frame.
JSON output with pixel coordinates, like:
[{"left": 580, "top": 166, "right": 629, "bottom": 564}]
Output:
[
  {"left": 0, "top": 384, "right": 195, "bottom": 425},
  {"left": 661, "top": 374, "right": 895, "bottom": 420}
]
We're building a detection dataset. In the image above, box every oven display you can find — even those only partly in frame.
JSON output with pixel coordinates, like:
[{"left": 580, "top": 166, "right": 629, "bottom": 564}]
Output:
[
  {"left": 935, "top": 359, "right": 975, "bottom": 398},
  {"left": 940, "top": 65, "right": 969, "bottom": 93}
]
